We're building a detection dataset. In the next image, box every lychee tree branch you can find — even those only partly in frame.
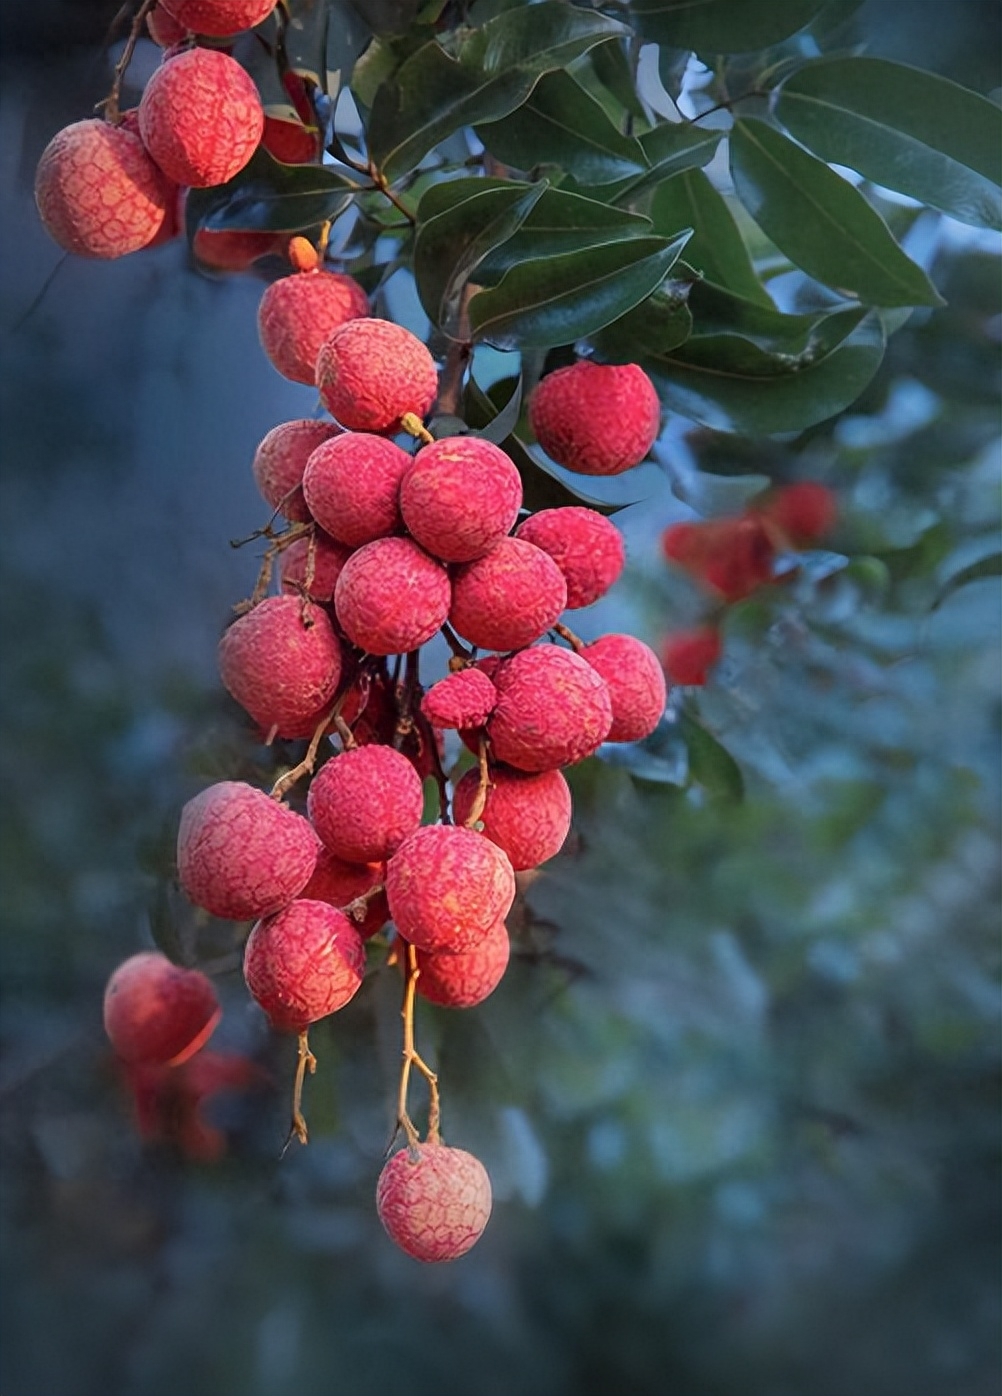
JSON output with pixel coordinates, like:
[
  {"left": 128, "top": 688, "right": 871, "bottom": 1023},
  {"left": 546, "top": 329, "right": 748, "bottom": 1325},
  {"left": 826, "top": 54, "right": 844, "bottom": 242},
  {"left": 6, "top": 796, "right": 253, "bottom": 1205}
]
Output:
[
  {"left": 394, "top": 942, "right": 440, "bottom": 1151},
  {"left": 97, "top": 0, "right": 161, "bottom": 125},
  {"left": 284, "top": 1027, "right": 316, "bottom": 1151}
]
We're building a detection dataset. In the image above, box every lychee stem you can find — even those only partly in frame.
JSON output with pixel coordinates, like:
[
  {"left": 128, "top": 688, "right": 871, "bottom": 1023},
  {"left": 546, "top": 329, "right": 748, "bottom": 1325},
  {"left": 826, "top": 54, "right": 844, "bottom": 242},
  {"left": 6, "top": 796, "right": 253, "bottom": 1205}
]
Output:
[
  {"left": 343, "top": 881, "right": 386, "bottom": 924},
  {"left": 269, "top": 692, "right": 346, "bottom": 800},
  {"left": 96, "top": 0, "right": 159, "bottom": 124},
  {"left": 463, "top": 736, "right": 492, "bottom": 829},
  {"left": 394, "top": 943, "right": 441, "bottom": 1151},
  {"left": 233, "top": 522, "right": 312, "bottom": 614},
  {"left": 400, "top": 412, "right": 435, "bottom": 445},
  {"left": 333, "top": 714, "right": 357, "bottom": 750},
  {"left": 553, "top": 621, "right": 584, "bottom": 652},
  {"left": 367, "top": 161, "right": 417, "bottom": 227},
  {"left": 441, "top": 623, "right": 473, "bottom": 662},
  {"left": 393, "top": 650, "right": 421, "bottom": 751},
  {"left": 413, "top": 708, "right": 451, "bottom": 823},
  {"left": 286, "top": 1028, "right": 317, "bottom": 1150}
]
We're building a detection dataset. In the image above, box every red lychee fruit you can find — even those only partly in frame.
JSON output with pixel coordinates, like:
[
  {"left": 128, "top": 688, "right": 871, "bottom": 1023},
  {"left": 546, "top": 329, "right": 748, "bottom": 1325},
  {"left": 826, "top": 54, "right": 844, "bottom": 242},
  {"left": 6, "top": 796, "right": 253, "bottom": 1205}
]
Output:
[
  {"left": 377, "top": 1143, "right": 492, "bottom": 1262},
  {"left": 386, "top": 825, "right": 515, "bottom": 954},
  {"left": 147, "top": 1, "right": 187, "bottom": 44},
  {"left": 761, "top": 482, "right": 837, "bottom": 546},
  {"left": 261, "top": 115, "right": 322, "bottom": 165},
  {"left": 661, "top": 627, "right": 722, "bottom": 686},
  {"left": 243, "top": 900, "right": 365, "bottom": 1032},
  {"left": 334, "top": 537, "right": 450, "bottom": 656},
  {"left": 193, "top": 227, "right": 287, "bottom": 272},
  {"left": 124, "top": 1049, "right": 262, "bottom": 1162},
  {"left": 307, "top": 745, "right": 424, "bottom": 864},
  {"left": 34, "top": 119, "right": 173, "bottom": 259},
  {"left": 399, "top": 438, "right": 523, "bottom": 563},
  {"left": 279, "top": 530, "right": 353, "bottom": 602},
  {"left": 103, "top": 951, "right": 221, "bottom": 1066},
  {"left": 300, "top": 848, "right": 388, "bottom": 939},
  {"left": 177, "top": 779, "right": 319, "bottom": 920},
  {"left": 252, "top": 419, "right": 341, "bottom": 522},
  {"left": 581, "top": 634, "right": 666, "bottom": 743},
  {"left": 449, "top": 538, "right": 567, "bottom": 653},
  {"left": 420, "top": 669, "right": 497, "bottom": 730},
  {"left": 515, "top": 506, "right": 624, "bottom": 610},
  {"left": 413, "top": 916, "right": 510, "bottom": 1008},
  {"left": 452, "top": 765, "right": 571, "bottom": 871},
  {"left": 487, "top": 645, "right": 612, "bottom": 772},
  {"left": 302, "top": 433, "right": 410, "bottom": 547},
  {"left": 661, "top": 517, "right": 775, "bottom": 602},
  {"left": 529, "top": 361, "right": 660, "bottom": 476},
  {"left": 316, "top": 320, "right": 438, "bottom": 434},
  {"left": 161, "top": 0, "right": 275, "bottom": 37},
  {"left": 218, "top": 596, "right": 342, "bottom": 738},
  {"left": 138, "top": 48, "right": 264, "bottom": 187},
  {"left": 258, "top": 268, "right": 369, "bottom": 386}
]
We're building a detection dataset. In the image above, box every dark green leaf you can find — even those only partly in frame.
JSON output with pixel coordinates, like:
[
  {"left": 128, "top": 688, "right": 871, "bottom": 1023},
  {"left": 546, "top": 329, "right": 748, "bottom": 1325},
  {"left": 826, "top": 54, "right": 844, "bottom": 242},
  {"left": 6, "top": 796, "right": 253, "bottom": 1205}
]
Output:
[
  {"left": 325, "top": 0, "right": 372, "bottom": 96},
  {"left": 933, "top": 552, "right": 1002, "bottom": 608},
  {"left": 589, "top": 38, "right": 648, "bottom": 120},
  {"left": 478, "top": 187, "right": 655, "bottom": 279},
  {"left": 649, "top": 167, "right": 771, "bottom": 304},
  {"left": 589, "top": 281, "right": 693, "bottom": 360},
  {"left": 348, "top": 0, "right": 422, "bottom": 35},
  {"left": 730, "top": 118, "right": 944, "bottom": 307},
  {"left": 678, "top": 711, "right": 744, "bottom": 800},
  {"left": 186, "top": 148, "right": 357, "bottom": 235},
  {"left": 283, "top": 0, "right": 329, "bottom": 88},
  {"left": 612, "top": 124, "right": 724, "bottom": 203},
  {"left": 631, "top": 0, "right": 826, "bottom": 53},
  {"left": 775, "top": 57, "right": 1002, "bottom": 231},
  {"left": 657, "top": 45, "right": 691, "bottom": 104},
  {"left": 473, "top": 373, "right": 523, "bottom": 444}
]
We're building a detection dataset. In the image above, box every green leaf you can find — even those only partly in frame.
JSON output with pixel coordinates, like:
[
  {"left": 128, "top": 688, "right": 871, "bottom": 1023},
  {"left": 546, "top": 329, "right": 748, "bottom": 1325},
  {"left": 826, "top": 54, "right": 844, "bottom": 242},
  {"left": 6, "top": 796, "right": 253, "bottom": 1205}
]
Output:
[
  {"left": 649, "top": 167, "right": 772, "bottom": 305},
  {"left": 185, "top": 148, "right": 356, "bottom": 235},
  {"left": 325, "top": 0, "right": 372, "bottom": 96},
  {"left": 680, "top": 279, "right": 867, "bottom": 375},
  {"left": 775, "top": 57, "right": 1002, "bottom": 231},
  {"left": 468, "top": 233, "right": 691, "bottom": 348},
  {"left": 282, "top": 0, "right": 329, "bottom": 88},
  {"left": 631, "top": 0, "right": 826, "bottom": 53},
  {"left": 475, "top": 70, "right": 648, "bottom": 185},
  {"left": 678, "top": 712, "right": 744, "bottom": 800},
  {"left": 348, "top": 0, "right": 423, "bottom": 35},
  {"left": 477, "top": 186, "right": 655, "bottom": 279},
  {"left": 589, "top": 281, "right": 693, "bottom": 360},
  {"left": 611, "top": 123, "right": 724, "bottom": 204},
  {"left": 730, "top": 118, "right": 944, "bottom": 308},
  {"left": 367, "top": 3, "right": 630, "bottom": 182},
  {"left": 933, "top": 552, "right": 1002, "bottom": 608},
  {"left": 588, "top": 37, "right": 648, "bottom": 120},
  {"left": 473, "top": 373, "right": 523, "bottom": 444}
]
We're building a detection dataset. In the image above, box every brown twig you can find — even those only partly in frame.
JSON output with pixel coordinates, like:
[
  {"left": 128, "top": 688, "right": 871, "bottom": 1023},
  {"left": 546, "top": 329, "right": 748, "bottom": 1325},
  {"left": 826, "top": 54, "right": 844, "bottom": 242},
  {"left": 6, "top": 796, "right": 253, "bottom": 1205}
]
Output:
[
  {"left": 463, "top": 735, "right": 492, "bottom": 828},
  {"left": 96, "top": 0, "right": 161, "bottom": 124},
  {"left": 282, "top": 1028, "right": 316, "bottom": 1152},
  {"left": 553, "top": 621, "right": 584, "bottom": 652},
  {"left": 391, "top": 943, "right": 440, "bottom": 1152}
]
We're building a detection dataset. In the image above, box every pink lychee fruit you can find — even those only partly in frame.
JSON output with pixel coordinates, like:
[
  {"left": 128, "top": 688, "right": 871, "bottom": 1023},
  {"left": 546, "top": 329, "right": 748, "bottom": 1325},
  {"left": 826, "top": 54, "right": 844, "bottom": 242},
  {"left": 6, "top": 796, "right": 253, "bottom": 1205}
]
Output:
[
  {"left": 147, "top": 1, "right": 188, "bottom": 44},
  {"left": 218, "top": 596, "right": 342, "bottom": 738},
  {"left": 581, "top": 634, "right": 666, "bottom": 743},
  {"left": 386, "top": 824, "right": 515, "bottom": 954},
  {"left": 661, "top": 627, "right": 722, "bottom": 687},
  {"left": 34, "top": 119, "right": 173, "bottom": 259},
  {"left": 529, "top": 361, "right": 661, "bottom": 476},
  {"left": 449, "top": 538, "right": 567, "bottom": 653},
  {"left": 451, "top": 764, "right": 571, "bottom": 871},
  {"left": 161, "top": 0, "right": 275, "bottom": 37},
  {"left": 103, "top": 951, "right": 222, "bottom": 1066},
  {"left": 138, "top": 47, "right": 264, "bottom": 187},
  {"left": 193, "top": 227, "right": 287, "bottom": 272},
  {"left": 279, "top": 530, "right": 353, "bottom": 602},
  {"left": 420, "top": 668, "right": 497, "bottom": 730},
  {"left": 252, "top": 418, "right": 342, "bottom": 522},
  {"left": 307, "top": 745, "right": 424, "bottom": 864},
  {"left": 334, "top": 537, "right": 450, "bottom": 656},
  {"left": 515, "top": 506, "right": 625, "bottom": 610},
  {"left": 243, "top": 900, "right": 365, "bottom": 1032},
  {"left": 258, "top": 269, "right": 369, "bottom": 386},
  {"left": 316, "top": 319, "right": 438, "bottom": 434},
  {"left": 177, "top": 779, "right": 319, "bottom": 920},
  {"left": 413, "top": 915, "right": 510, "bottom": 1008},
  {"left": 376, "top": 1143, "right": 492, "bottom": 1262},
  {"left": 302, "top": 433, "right": 410, "bottom": 547},
  {"left": 487, "top": 645, "right": 612, "bottom": 771},
  {"left": 261, "top": 114, "right": 322, "bottom": 165},
  {"left": 300, "top": 849, "right": 388, "bottom": 939},
  {"left": 399, "top": 437, "right": 523, "bottom": 563}
]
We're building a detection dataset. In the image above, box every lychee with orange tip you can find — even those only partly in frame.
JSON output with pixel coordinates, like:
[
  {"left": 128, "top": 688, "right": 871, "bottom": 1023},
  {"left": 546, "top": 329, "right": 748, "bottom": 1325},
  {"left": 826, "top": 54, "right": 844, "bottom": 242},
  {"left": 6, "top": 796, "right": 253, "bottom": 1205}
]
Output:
[
  {"left": 516, "top": 507, "right": 625, "bottom": 610},
  {"left": 218, "top": 595, "right": 342, "bottom": 738},
  {"left": 138, "top": 47, "right": 264, "bottom": 187},
  {"left": 661, "top": 627, "right": 722, "bottom": 687},
  {"left": 316, "top": 320, "right": 438, "bottom": 434},
  {"left": 307, "top": 745, "right": 424, "bottom": 864},
  {"left": 450, "top": 538, "right": 567, "bottom": 653},
  {"left": 252, "top": 419, "right": 341, "bottom": 522},
  {"left": 529, "top": 361, "right": 661, "bottom": 476},
  {"left": 303, "top": 433, "right": 410, "bottom": 547},
  {"left": 399, "top": 438, "right": 523, "bottom": 563},
  {"left": 421, "top": 668, "right": 497, "bottom": 730},
  {"left": 452, "top": 765, "right": 571, "bottom": 871},
  {"left": 413, "top": 916, "right": 510, "bottom": 1008},
  {"left": 300, "top": 849, "right": 389, "bottom": 939},
  {"left": 243, "top": 900, "right": 365, "bottom": 1033},
  {"left": 159, "top": 0, "right": 275, "bottom": 38},
  {"left": 581, "top": 634, "right": 666, "bottom": 743},
  {"left": 258, "top": 255, "right": 369, "bottom": 386},
  {"left": 103, "top": 951, "right": 221, "bottom": 1066},
  {"left": 377, "top": 1142, "right": 492, "bottom": 1262},
  {"left": 176, "top": 779, "right": 319, "bottom": 921},
  {"left": 334, "top": 537, "right": 451, "bottom": 656},
  {"left": 487, "top": 645, "right": 612, "bottom": 772},
  {"left": 386, "top": 824, "right": 515, "bottom": 955},
  {"left": 279, "top": 530, "right": 352, "bottom": 603}
]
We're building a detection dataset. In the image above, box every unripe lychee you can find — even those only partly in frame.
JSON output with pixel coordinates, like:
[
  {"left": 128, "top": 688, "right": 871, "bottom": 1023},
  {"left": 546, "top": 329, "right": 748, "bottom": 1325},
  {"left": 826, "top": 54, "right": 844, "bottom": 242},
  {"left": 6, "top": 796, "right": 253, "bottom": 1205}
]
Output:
[
  {"left": 147, "top": 1, "right": 187, "bottom": 44},
  {"left": 761, "top": 481, "right": 837, "bottom": 545},
  {"left": 516, "top": 507, "right": 625, "bottom": 610},
  {"left": 420, "top": 669, "right": 497, "bottom": 730},
  {"left": 258, "top": 269, "right": 369, "bottom": 386},
  {"left": 399, "top": 438, "right": 522, "bottom": 563},
  {"left": 103, "top": 952, "right": 221, "bottom": 1066},
  {"left": 386, "top": 825, "right": 515, "bottom": 954},
  {"left": 138, "top": 48, "right": 264, "bottom": 187},
  {"left": 218, "top": 596, "right": 342, "bottom": 738},
  {"left": 316, "top": 320, "right": 438, "bottom": 433},
  {"left": 449, "top": 538, "right": 567, "bottom": 653},
  {"left": 177, "top": 780, "right": 319, "bottom": 920},
  {"left": 487, "top": 645, "right": 612, "bottom": 771},
  {"left": 413, "top": 916, "right": 510, "bottom": 1008},
  {"left": 279, "top": 530, "right": 353, "bottom": 602},
  {"left": 377, "top": 1143, "right": 492, "bottom": 1262},
  {"left": 334, "top": 537, "right": 450, "bottom": 656},
  {"left": 303, "top": 433, "right": 409, "bottom": 546},
  {"left": 193, "top": 227, "right": 287, "bottom": 272},
  {"left": 34, "top": 119, "right": 172, "bottom": 259},
  {"left": 581, "top": 634, "right": 666, "bottom": 743},
  {"left": 252, "top": 419, "right": 341, "bottom": 522},
  {"left": 243, "top": 900, "right": 365, "bottom": 1032},
  {"left": 307, "top": 746, "right": 423, "bottom": 864},
  {"left": 161, "top": 0, "right": 275, "bottom": 37},
  {"left": 661, "top": 627, "right": 722, "bottom": 686},
  {"left": 300, "top": 849, "right": 389, "bottom": 939},
  {"left": 452, "top": 765, "right": 571, "bottom": 870},
  {"left": 529, "top": 361, "right": 660, "bottom": 476}
]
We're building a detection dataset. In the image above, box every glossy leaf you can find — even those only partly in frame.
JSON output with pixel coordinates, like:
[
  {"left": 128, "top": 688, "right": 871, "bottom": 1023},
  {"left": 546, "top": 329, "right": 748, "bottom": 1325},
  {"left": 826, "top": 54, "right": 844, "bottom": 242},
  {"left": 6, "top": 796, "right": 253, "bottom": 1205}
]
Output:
[
  {"left": 680, "top": 280, "right": 867, "bottom": 376},
  {"left": 631, "top": 0, "right": 826, "bottom": 53},
  {"left": 476, "top": 187, "right": 655, "bottom": 279},
  {"left": 283, "top": 0, "right": 330, "bottom": 88},
  {"left": 730, "top": 118, "right": 944, "bottom": 308},
  {"left": 325, "top": 0, "right": 372, "bottom": 96},
  {"left": 612, "top": 124, "right": 724, "bottom": 204},
  {"left": 933, "top": 552, "right": 1002, "bottom": 609},
  {"left": 589, "top": 37, "right": 648, "bottom": 120},
  {"left": 185, "top": 149, "right": 357, "bottom": 235},
  {"left": 650, "top": 168, "right": 771, "bottom": 305},
  {"left": 679, "top": 711, "right": 744, "bottom": 801},
  {"left": 590, "top": 282, "right": 693, "bottom": 360}
]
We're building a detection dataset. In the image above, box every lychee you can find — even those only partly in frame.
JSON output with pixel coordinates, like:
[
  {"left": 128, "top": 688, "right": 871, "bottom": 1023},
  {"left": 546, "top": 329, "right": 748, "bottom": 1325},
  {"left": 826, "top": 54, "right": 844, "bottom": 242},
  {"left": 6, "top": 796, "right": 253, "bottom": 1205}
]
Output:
[
  {"left": 334, "top": 537, "right": 450, "bottom": 656},
  {"left": 661, "top": 627, "right": 722, "bottom": 686},
  {"left": 662, "top": 516, "right": 775, "bottom": 602},
  {"left": 515, "top": 507, "right": 625, "bottom": 609},
  {"left": 487, "top": 645, "right": 612, "bottom": 771},
  {"left": 307, "top": 745, "right": 424, "bottom": 864},
  {"left": 260, "top": 114, "right": 323, "bottom": 165},
  {"left": 302, "top": 433, "right": 410, "bottom": 547},
  {"left": 449, "top": 538, "right": 567, "bottom": 653},
  {"left": 218, "top": 595, "right": 342, "bottom": 738},
  {"left": 279, "top": 530, "right": 353, "bottom": 602},
  {"left": 451, "top": 765, "right": 571, "bottom": 870},
  {"left": 160, "top": 0, "right": 275, "bottom": 37},
  {"left": 243, "top": 899, "right": 365, "bottom": 1033},
  {"left": 193, "top": 227, "right": 287, "bottom": 272},
  {"left": 386, "top": 825, "right": 515, "bottom": 955},
  {"left": 581, "top": 634, "right": 666, "bottom": 743},
  {"left": 529, "top": 361, "right": 660, "bottom": 476},
  {"left": 147, "top": 1, "right": 187, "bottom": 44},
  {"left": 399, "top": 437, "right": 523, "bottom": 563},
  {"left": 413, "top": 916, "right": 510, "bottom": 1008},
  {"left": 376, "top": 1142, "right": 492, "bottom": 1262},
  {"left": 300, "top": 849, "right": 389, "bottom": 939},
  {"left": 258, "top": 268, "right": 369, "bottom": 386},
  {"left": 138, "top": 47, "right": 264, "bottom": 187},
  {"left": 316, "top": 320, "right": 438, "bottom": 434},
  {"left": 103, "top": 951, "right": 221, "bottom": 1066},
  {"left": 252, "top": 419, "right": 341, "bottom": 522},
  {"left": 420, "top": 669, "right": 497, "bottom": 730},
  {"left": 761, "top": 482, "right": 837, "bottom": 546}
]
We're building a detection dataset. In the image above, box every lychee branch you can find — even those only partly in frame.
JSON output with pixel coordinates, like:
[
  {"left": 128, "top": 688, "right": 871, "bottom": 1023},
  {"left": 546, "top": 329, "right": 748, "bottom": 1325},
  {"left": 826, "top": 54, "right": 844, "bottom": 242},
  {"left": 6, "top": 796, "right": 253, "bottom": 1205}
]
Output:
[
  {"left": 97, "top": 0, "right": 159, "bottom": 125},
  {"left": 441, "top": 622, "right": 474, "bottom": 662},
  {"left": 287, "top": 1027, "right": 317, "bottom": 1150},
  {"left": 553, "top": 621, "right": 584, "bottom": 652},
  {"left": 463, "top": 736, "right": 492, "bottom": 829},
  {"left": 268, "top": 689, "right": 350, "bottom": 801},
  {"left": 395, "top": 942, "right": 440, "bottom": 1151}
]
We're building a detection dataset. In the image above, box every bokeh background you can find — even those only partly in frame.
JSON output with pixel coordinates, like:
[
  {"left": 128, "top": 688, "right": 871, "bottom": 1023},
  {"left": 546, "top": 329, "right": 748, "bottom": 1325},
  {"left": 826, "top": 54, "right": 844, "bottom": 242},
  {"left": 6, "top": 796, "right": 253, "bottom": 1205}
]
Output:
[{"left": 1, "top": 2, "right": 999, "bottom": 1393}]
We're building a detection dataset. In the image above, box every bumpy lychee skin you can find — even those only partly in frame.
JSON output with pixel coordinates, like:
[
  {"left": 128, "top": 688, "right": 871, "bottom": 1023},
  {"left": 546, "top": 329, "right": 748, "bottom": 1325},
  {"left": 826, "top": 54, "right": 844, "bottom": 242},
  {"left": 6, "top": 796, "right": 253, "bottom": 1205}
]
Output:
[
  {"left": 104, "top": 953, "right": 221, "bottom": 1067},
  {"left": 452, "top": 765, "right": 571, "bottom": 871},
  {"left": 488, "top": 645, "right": 612, "bottom": 772},
  {"left": 516, "top": 507, "right": 625, "bottom": 610},
  {"left": 147, "top": 2, "right": 187, "bottom": 46},
  {"left": 316, "top": 320, "right": 438, "bottom": 434},
  {"left": 218, "top": 596, "right": 342, "bottom": 738},
  {"left": 34, "top": 119, "right": 172, "bottom": 259},
  {"left": 279, "top": 530, "right": 352, "bottom": 603},
  {"left": 414, "top": 916, "right": 510, "bottom": 1008},
  {"left": 177, "top": 780, "right": 319, "bottom": 921},
  {"left": 243, "top": 900, "right": 365, "bottom": 1033},
  {"left": 307, "top": 746, "right": 424, "bottom": 864},
  {"left": 334, "top": 537, "right": 450, "bottom": 656},
  {"left": 138, "top": 48, "right": 264, "bottom": 187},
  {"left": 303, "top": 433, "right": 409, "bottom": 547},
  {"left": 300, "top": 849, "right": 389, "bottom": 939},
  {"left": 450, "top": 538, "right": 568, "bottom": 654},
  {"left": 161, "top": 0, "right": 275, "bottom": 37},
  {"left": 661, "top": 627, "right": 722, "bottom": 687},
  {"left": 582, "top": 634, "right": 666, "bottom": 743},
  {"left": 400, "top": 438, "right": 523, "bottom": 563},
  {"left": 377, "top": 1143, "right": 492, "bottom": 1262},
  {"left": 421, "top": 669, "right": 497, "bottom": 730},
  {"left": 529, "top": 361, "right": 661, "bottom": 476},
  {"left": 253, "top": 419, "right": 341, "bottom": 522},
  {"left": 386, "top": 825, "right": 515, "bottom": 955},
  {"left": 258, "top": 270, "right": 369, "bottom": 386}
]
